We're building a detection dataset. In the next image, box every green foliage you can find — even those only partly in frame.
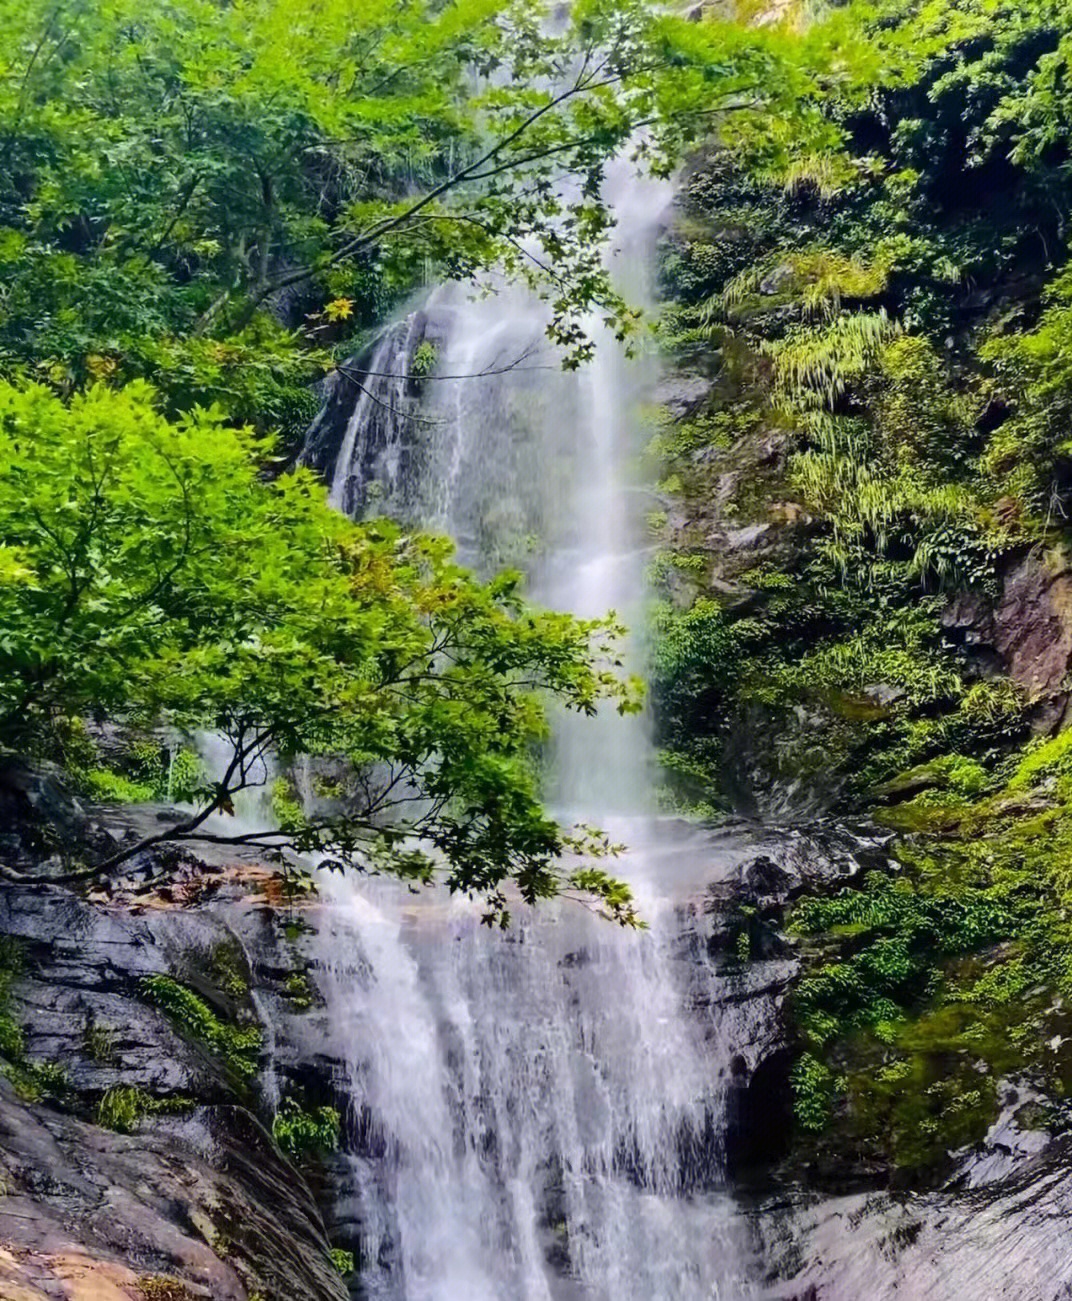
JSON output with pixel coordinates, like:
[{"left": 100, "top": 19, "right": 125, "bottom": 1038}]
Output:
[
  {"left": 0, "top": 936, "right": 68, "bottom": 1102},
  {"left": 272, "top": 1097, "right": 341, "bottom": 1160},
  {"left": 645, "top": 0, "right": 1072, "bottom": 1173},
  {"left": 648, "top": 598, "right": 755, "bottom": 800},
  {"left": 715, "top": 249, "right": 890, "bottom": 322},
  {"left": 97, "top": 1086, "right": 146, "bottom": 1134},
  {"left": 786, "top": 736, "right": 1072, "bottom": 1170},
  {"left": 97, "top": 1085, "right": 195, "bottom": 1133},
  {"left": 330, "top": 1248, "right": 356, "bottom": 1278},
  {"left": 0, "top": 0, "right": 836, "bottom": 925},
  {"left": 137, "top": 1279, "right": 196, "bottom": 1301},
  {"left": 0, "top": 0, "right": 813, "bottom": 380},
  {"left": 141, "top": 975, "right": 261, "bottom": 1080},
  {"left": 168, "top": 749, "right": 207, "bottom": 803},
  {"left": 283, "top": 972, "right": 315, "bottom": 1010},
  {"left": 981, "top": 274, "right": 1072, "bottom": 528},
  {"left": 768, "top": 313, "right": 899, "bottom": 413},
  {"left": 208, "top": 943, "right": 250, "bottom": 1000},
  {"left": 6, "top": 1058, "right": 69, "bottom": 1104},
  {"left": 0, "top": 378, "right": 652, "bottom": 921},
  {"left": 66, "top": 730, "right": 205, "bottom": 807},
  {"left": 769, "top": 606, "right": 962, "bottom": 707},
  {"left": 648, "top": 0, "right": 1072, "bottom": 817},
  {"left": 270, "top": 778, "right": 308, "bottom": 835},
  {"left": 83, "top": 1021, "right": 117, "bottom": 1064},
  {"left": 791, "top": 1054, "right": 837, "bottom": 1133},
  {"left": 410, "top": 343, "right": 439, "bottom": 379},
  {"left": 1009, "top": 729, "right": 1072, "bottom": 790},
  {"left": 80, "top": 770, "right": 159, "bottom": 804}
]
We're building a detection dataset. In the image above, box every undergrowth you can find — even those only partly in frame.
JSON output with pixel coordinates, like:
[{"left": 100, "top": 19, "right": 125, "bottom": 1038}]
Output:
[
  {"left": 272, "top": 1096, "right": 341, "bottom": 1160},
  {"left": 141, "top": 975, "right": 261, "bottom": 1080},
  {"left": 97, "top": 1085, "right": 194, "bottom": 1134},
  {"left": 650, "top": 0, "right": 1072, "bottom": 1173}
]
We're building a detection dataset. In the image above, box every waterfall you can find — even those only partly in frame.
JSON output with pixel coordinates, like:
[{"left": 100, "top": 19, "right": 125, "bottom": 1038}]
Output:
[
  {"left": 315, "top": 315, "right": 423, "bottom": 519},
  {"left": 306, "top": 162, "right": 766, "bottom": 1298}
]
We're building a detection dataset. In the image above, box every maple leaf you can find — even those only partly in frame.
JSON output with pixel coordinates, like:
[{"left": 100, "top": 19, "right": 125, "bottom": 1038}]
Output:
[{"left": 324, "top": 297, "right": 355, "bottom": 322}]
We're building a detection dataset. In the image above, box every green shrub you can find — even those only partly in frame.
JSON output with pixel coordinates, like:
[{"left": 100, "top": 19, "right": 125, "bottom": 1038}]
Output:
[
  {"left": 270, "top": 777, "right": 308, "bottom": 833},
  {"left": 83, "top": 1021, "right": 117, "bottom": 1063},
  {"left": 410, "top": 341, "right": 438, "bottom": 378},
  {"left": 141, "top": 976, "right": 261, "bottom": 1079},
  {"left": 272, "top": 1097, "right": 342, "bottom": 1159},
  {"left": 7, "top": 1058, "right": 69, "bottom": 1104},
  {"left": 785, "top": 732, "right": 1072, "bottom": 1170},
  {"left": 330, "top": 1248, "right": 355, "bottom": 1278},
  {"left": 0, "top": 936, "right": 66, "bottom": 1101},
  {"left": 97, "top": 1084, "right": 194, "bottom": 1132},
  {"left": 208, "top": 942, "right": 250, "bottom": 999},
  {"left": 1009, "top": 729, "right": 1072, "bottom": 791},
  {"left": 81, "top": 768, "right": 158, "bottom": 803},
  {"left": 283, "top": 972, "right": 315, "bottom": 1010},
  {"left": 791, "top": 1054, "right": 837, "bottom": 1132},
  {"left": 97, "top": 1085, "right": 147, "bottom": 1133},
  {"left": 76, "top": 743, "right": 205, "bottom": 806}
]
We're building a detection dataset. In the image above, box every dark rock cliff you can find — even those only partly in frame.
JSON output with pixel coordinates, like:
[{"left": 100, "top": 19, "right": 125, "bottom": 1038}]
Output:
[
  {"left": 943, "top": 546, "right": 1072, "bottom": 730},
  {"left": 0, "top": 771, "right": 349, "bottom": 1301}
]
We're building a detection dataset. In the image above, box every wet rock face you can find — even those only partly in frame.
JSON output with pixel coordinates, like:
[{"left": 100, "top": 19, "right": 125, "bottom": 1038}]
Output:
[
  {"left": 0, "top": 855, "right": 346, "bottom": 1301},
  {"left": 0, "top": 760, "right": 120, "bottom": 875},
  {"left": 0, "top": 1083, "right": 346, "bottom": 1300},
  {"left": 685, "top": 825, "right": 892, "bottom": 1184},
  {"left": 5, "top": 795, "right": 1071, "bottom": 1300},
  {"left": 300, "top": 313, "right": 434, "bottom": 500},
  {"left": 693, "top": 830, "right": 1072, "bottom": 1300},
  {"left": 653, "top": 372, "right": 713, "bottom": 420},
  {"left": 702, "top": 823, "right": 889, "bottom": 957},
  {"left": 943, "top": 547, "right": 1072, "bottom": 715},
  {"left": 725, "top": 1047, "right": 795, "bottom": 1178},
  {"left": 718, "top": 700, "right": 873, "bottom": 823},
  {"left": 0, "top": 882, "right": 252, "bottom": 1103},
  {"left": 752, "top": 1133, "right": 1072, "bottom": 1300}
]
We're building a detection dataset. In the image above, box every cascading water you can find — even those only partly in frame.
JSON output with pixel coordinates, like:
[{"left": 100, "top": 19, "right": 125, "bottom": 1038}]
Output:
[
  {"left": 307, "top": 162, "right": 769, "bottom": 1299},
  {"left": 312, "top": 314, "right": 422, "bottom": 519}
]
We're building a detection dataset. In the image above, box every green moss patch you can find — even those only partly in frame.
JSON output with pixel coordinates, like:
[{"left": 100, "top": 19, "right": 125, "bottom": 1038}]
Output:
[
  {"left": 141, "top": 975, "right": 261, "bottom": 1081},
  {"left": 272, "top": 1096, "right": 341, "bottom": 1160},
  {"left": 788, "top": 749, "right": 1072, "bottom": 1173},
  {"left": 97, "top": 1085, "right": 194, "bottom": 1133},
  {"left": 0, "top": 936, "right": 69, "bottom": 1104}
]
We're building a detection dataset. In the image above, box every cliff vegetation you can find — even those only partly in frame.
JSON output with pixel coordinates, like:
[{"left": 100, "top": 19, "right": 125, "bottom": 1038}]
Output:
[{"left": 652, "top": 0, "right": 1072, "bottom": 1176}]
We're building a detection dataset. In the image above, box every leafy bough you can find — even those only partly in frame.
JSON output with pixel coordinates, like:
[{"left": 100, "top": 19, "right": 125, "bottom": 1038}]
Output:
[{"left": 0, "top": 381, "right": 643, "bottom": 925}]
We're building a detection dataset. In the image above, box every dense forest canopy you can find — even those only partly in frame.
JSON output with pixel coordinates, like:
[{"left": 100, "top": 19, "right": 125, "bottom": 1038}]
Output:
[
  {"left": 0, "top": 0, "right": 813, "bottom": 395},
  {"left": 0, "top": 0, "right": 828, "bottom": 919}
]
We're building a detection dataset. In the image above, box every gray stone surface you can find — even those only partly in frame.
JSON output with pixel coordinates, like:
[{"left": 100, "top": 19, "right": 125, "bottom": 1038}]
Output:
[
  {"left": 752, "top": 1138, "right": 1072, "bottom": 1300},
  {"left": 0, "top": 1081, "right": 347, "bottom": 1300}
]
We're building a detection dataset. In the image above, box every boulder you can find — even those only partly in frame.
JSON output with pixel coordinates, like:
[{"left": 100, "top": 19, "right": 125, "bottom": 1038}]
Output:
[
  {"left": 943, "top": 548, "right": 1072, "bottom": 708},
  {"left": 0, "top": 1083, "right": 347, "bottom": 1300}
]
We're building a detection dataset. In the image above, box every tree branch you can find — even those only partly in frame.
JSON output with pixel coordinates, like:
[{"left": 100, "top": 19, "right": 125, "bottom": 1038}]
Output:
[{"left": 242, "top": 69, "right": 629, "bottom": 315}]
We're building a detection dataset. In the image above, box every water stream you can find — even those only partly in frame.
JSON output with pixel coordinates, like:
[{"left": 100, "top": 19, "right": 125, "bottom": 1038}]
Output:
[{"left": 308, "top": 162, "right": 768, "bottom": 1299}]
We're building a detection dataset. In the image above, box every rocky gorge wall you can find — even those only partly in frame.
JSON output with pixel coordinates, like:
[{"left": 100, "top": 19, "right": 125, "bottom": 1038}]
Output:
[
  {"left": 0, "top": 767, "right": 351, "bottom": 1301},
  {"left": 7, "top": 764, "right": 1072, "bottom": 1300},
  {"left": 642, "top": 0, "right": 1072, "bottom": 1225}
]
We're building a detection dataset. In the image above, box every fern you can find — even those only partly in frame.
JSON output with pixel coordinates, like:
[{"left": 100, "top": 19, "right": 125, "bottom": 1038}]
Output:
[
  {"left": 703, "top": 248, "right": 889, "bottom": 325},
  {"left": 767, "top": 311, "right": 900, "bottom": 411}
]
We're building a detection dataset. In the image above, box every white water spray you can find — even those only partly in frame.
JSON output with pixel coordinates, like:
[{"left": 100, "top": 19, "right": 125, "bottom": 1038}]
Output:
[{"left": 310, "top": 160, "right": 762, "bottom": 1299}]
